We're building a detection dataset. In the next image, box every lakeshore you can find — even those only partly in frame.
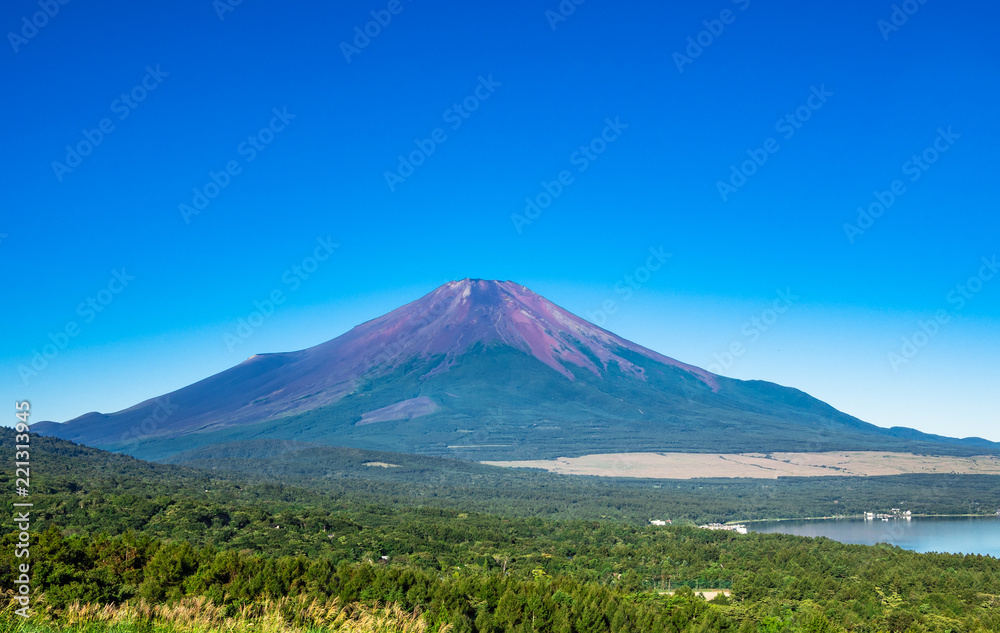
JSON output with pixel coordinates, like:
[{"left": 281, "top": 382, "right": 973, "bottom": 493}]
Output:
[
  {"left": 739, "top": 512, "right": 998, "bottom": 524},
  {"left": 747, "top": 515, "right": 1000, "bottom": 557}
]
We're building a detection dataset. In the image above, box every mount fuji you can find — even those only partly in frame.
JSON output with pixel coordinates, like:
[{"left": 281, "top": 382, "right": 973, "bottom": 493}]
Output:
[{"left": 32, "top": 279, "right": 998, "bottom": 462}]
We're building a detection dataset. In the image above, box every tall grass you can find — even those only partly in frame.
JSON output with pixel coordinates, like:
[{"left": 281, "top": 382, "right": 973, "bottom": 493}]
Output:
[{"left": 0, "top": 594, "right": 450, "bottom": 633}]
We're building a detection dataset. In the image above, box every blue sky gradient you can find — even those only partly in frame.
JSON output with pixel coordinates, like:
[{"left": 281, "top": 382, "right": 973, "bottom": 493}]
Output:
[{"left": 3, "top": 0, "right": 998, "bottom": 440}]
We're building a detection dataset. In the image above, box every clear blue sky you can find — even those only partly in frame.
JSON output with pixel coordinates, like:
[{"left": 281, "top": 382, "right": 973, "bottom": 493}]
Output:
[{"left": 2, "top": 0, "right": 998, "bottom": 440}]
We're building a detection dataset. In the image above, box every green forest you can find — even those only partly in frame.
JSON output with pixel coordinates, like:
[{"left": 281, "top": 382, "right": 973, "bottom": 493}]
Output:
[{"left": 2, "top": 430, "right": 999, "bottom": 632}]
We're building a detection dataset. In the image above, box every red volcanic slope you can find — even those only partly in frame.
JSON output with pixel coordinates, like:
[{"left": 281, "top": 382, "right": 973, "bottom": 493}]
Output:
[
  {"left": 34, "top": 279, "right": 717, "bottom": 443},
  {"left": 356, "top": 279, "right": 719, "bottom": 388}
]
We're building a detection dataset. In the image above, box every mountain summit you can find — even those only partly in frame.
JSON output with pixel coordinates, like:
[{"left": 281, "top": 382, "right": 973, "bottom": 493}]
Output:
[
  {"left": 33, "top": 279, "right": 997, "bottom": 461},
  {"left": 360, "top": 279, "right": 717, "bottom": 386}
]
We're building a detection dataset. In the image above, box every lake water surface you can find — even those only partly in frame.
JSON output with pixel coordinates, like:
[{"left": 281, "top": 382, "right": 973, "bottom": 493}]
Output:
[{"left": 749, "top": 516, "right": 1000, "bottom": 557}]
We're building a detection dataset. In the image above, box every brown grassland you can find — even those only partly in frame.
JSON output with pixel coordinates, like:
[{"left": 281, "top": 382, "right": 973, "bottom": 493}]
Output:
[{"left": 483, "top": 451, "right": 1000, "bottom": 479}]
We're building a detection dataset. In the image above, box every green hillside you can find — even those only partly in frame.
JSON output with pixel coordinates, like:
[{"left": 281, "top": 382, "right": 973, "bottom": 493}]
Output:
[
  {"left": 164, "top": 439, "right": 1000, "bottom": 524},
  {"left": 3, "top": 429, "right": 1000, "bottom": 632}
]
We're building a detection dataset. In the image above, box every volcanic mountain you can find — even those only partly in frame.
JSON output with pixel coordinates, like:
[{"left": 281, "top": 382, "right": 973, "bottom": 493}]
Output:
[{"left": 33, "top": 279, "right": 997, "bottom": 461}]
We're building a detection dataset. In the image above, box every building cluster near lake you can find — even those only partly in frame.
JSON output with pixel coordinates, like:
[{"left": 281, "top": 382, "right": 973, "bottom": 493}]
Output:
[
  {"left": 866, "top": 508, "right": 912, "bottom": 521},
  {"left": 698, "top": 523, "right": 748, "bottom": 535}
]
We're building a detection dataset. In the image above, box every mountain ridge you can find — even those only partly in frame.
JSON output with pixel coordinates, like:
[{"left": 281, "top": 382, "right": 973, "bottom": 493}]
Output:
[{"left": 33, "top": 279, "right": 999, "bottom": 460}]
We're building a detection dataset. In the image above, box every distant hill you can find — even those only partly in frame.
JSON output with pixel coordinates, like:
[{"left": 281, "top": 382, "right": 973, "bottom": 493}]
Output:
[
  {"left": 7, "top": 427, "right": 1000, "bottom": 529},
  {"left": 33, "top": 279, "right": 998, "bottom": 461}
]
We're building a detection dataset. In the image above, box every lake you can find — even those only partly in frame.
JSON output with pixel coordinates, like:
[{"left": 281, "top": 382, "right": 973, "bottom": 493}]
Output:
[{"left": 749, "top": 516, "right": 1000, "bottom": 557}]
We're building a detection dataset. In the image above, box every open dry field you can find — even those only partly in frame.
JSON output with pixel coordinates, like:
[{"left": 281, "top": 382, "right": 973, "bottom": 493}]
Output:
[
  {"left": 659, "top": 589, "right": 732, "bottom": 600},
  {"left": 482, "top": 451, "right": 1000, "bottom": 479}
]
